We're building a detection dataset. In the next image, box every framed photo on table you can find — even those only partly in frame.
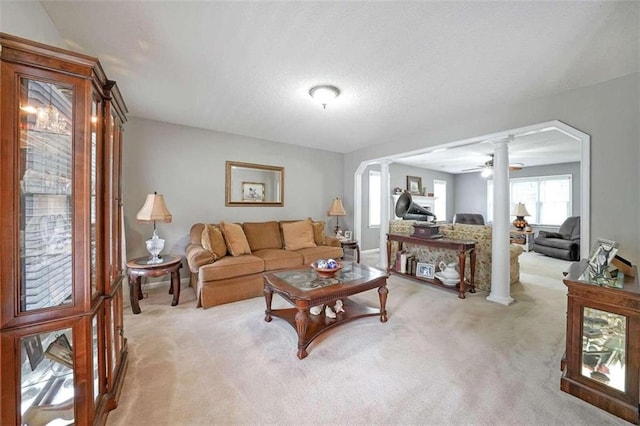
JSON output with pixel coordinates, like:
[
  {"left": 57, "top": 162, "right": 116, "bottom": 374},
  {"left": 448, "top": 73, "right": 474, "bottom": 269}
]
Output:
[
  {"left": 416, "top": 262, "right": 435, "bottom": 279},
  {"left": 344, "top": 231, "right": 352, "bottom": 240},
  {"left": 406, "top": 176, "right": 422, "bottom": 195},
  {"left": 242, "top": 182, "right": 265, "bottom": 202}
]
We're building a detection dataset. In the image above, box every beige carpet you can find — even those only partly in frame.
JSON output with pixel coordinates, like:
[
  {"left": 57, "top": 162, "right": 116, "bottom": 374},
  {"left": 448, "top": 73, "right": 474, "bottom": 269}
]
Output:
[{"left": 106, "top": 266, "right": 626, "bottom": 425}]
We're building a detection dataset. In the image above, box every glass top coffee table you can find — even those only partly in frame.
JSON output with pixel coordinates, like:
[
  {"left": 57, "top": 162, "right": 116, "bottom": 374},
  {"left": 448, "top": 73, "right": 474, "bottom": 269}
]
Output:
[{"left": 263, "top": 263, "right": 389, "bottom": 359}]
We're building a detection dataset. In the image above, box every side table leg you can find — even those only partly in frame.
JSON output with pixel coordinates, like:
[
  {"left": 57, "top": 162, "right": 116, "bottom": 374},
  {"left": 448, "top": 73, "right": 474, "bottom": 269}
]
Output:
[
  {"left": 170, "top": 269, "right": 180, "bottom": 306},
  {"left": 264, "top": 285, "right": 273, "bottom": 322},
  {"left": 355, "top": 244, "right": 361, "bottom": 263},
  {"left": 295, "top": 302, "right": 310, "bottom": 359},
  {"left": 378, "top": 285, "right": 388, "bottom": 323},
  {"left": 129, "top": 275, "right": 141, "bottom": 314},
  {"left": 457, "top": 250, "right": 467, "bottom": 299}
]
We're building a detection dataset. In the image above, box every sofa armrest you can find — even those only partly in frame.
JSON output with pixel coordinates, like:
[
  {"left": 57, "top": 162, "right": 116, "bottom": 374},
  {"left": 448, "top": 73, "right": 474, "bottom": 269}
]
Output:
[
  {"left": 185, "top": 243, "right": 216, "bottom": 273},
  {"left": 325, "top": 236, "right": 341, "bottom": 247},
  {"left": 538, "top": 230, "right": 563, "bottom": 239}
]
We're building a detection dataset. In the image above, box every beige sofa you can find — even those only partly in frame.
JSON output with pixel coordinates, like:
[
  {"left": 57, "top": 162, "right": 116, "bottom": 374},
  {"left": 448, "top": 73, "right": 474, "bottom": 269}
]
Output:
[
  {"left": 186, "top": 218, "right": 343, "bottom": 308},
  {"left": 388, "top": 220, "right": 523, "bottom": 291}
]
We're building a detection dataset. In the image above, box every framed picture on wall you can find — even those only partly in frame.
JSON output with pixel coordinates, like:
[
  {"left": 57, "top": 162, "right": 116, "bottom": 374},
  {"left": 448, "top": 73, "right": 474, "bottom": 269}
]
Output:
[
  {"left": 406, "top": 176, "right": 422, "bottom": 195},
  {"left": 242, "top": 182, "right": 265, "bottom": 202}
]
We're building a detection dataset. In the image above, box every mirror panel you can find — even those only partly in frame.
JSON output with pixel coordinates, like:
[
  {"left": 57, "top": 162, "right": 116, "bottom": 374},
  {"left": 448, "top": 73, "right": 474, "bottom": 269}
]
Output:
[{"left": 225, "top": 161, "right": 284, "bottom": 207}]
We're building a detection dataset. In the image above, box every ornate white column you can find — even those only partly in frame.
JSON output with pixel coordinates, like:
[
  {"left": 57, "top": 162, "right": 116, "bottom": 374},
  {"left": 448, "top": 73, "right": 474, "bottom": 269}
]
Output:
[
  {"left": 487, "top": 138, "right": 514, "bottom": 305},
  {"left": 378, "top": 160, "right": 391, "bottom": 268}
]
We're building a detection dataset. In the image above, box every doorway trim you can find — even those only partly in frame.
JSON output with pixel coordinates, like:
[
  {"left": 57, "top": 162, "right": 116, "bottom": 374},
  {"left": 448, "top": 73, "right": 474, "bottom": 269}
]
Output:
[{"left": 353, "top": 119, "right": 590, "bottom": 267}]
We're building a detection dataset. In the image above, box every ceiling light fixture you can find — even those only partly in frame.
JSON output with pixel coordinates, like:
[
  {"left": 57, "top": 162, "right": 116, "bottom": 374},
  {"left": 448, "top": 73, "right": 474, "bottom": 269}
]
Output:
[{"left": 309, "top": 85, "right": 340, "bottom": 109}]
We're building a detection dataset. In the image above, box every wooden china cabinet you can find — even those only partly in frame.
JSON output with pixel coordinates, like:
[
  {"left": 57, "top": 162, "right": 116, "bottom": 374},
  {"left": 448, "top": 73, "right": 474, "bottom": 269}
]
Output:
[
  {"left": 0, "top": 33, "right": 128, "bottom": 425},
  {"left": 561, "top": 260, "right": 639, "bottom": 424}
]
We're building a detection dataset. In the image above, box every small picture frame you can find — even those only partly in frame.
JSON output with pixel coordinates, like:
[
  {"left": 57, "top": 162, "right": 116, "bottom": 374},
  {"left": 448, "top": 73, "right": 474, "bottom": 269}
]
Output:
[
  {"left": 23, "top": 334, "right": 44, "bottom": 371},
  {"left": 242, "top": 182, "right": 265, "bottom": 202},
  {"left": 44, "top": 334, "right": 74, "bottom": 369},
  {"left": 406, "top": 176, "right": 422, "bottom": 195},
  {"left": 344, "top": 231, "right": 352, "bottom": 241},
  {"left": 416, "top": 262, "right": 435, "bottom": 279},
  {"left": 588, "top": 238, "right": 618, "bottom": 266}
]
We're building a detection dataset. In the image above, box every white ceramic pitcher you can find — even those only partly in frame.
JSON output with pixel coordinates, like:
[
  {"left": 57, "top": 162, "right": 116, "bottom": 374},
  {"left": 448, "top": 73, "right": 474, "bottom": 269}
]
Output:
[{"left": 439, "top": 261, "right": 459, "bottom": 281}]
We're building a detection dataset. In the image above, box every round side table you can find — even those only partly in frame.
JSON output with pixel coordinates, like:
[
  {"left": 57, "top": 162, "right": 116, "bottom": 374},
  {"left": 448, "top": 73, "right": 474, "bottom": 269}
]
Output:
[
  {"left": 126, "top": 254, "right": 183, "bottom": 314},
  {"left": 340, "top": 240, "right": 360, "bottom": 263}
]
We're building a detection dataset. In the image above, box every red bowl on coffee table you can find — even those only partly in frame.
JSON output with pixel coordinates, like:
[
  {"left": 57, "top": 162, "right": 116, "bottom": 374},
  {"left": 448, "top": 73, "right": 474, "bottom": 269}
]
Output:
[{"left": 311, "top": 262, "right": 343, "bottom": 278}]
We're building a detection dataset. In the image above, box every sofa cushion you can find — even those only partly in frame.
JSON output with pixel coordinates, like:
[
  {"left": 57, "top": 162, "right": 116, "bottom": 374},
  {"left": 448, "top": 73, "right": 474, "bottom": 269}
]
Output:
[
  {"left": 252, "top": 249, "right": 304, "bottom": 270},
  {"left": 310, "top": 219, "right": 327, "bottom": 246},
  {"left": 199, "top": 255, "right": 264, "bottom": 281},
  {"left": 297, "top": 246, "right": 344, "bottom": 265},
  {"left": 220, "top": 221, "right": 251, "bottom": 256},
  {"left": 201, "top": 224, "right": 227, "bottom": 259},
  {"left": 242, "top": 221, "right": 282, "bottom": 251},
  {"left": 281, "top": 219, "right": 317, "bottom": 251}
]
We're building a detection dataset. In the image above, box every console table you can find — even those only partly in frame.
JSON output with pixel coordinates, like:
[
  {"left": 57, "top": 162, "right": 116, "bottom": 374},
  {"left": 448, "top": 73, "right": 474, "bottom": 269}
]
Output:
[{"left": 386, "top": 234, "right": 476, "bottom": 299}]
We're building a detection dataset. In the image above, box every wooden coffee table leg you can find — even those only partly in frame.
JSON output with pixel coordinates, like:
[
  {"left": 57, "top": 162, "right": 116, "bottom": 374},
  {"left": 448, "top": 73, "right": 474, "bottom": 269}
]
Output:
[
  {"left": 264, "top": 286, "right": 273, "bottom": 322},
  {"left": 469, "top": 248, "right": 476, "bottom": 293},
  {"left": 378, "top": 285, "right": 388, "bottom": 323},
  {"left": 295, "top": 302, "right": 310, "bottom": 359}
]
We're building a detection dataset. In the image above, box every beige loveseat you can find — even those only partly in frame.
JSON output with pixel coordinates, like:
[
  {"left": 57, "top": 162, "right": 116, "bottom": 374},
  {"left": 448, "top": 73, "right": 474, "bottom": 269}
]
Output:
[
  {"left": 388, "top": 220, "right": 523, "bottom": 291},
  {"left": 186, "top": 219, "right": 343, "bottom": 308}
]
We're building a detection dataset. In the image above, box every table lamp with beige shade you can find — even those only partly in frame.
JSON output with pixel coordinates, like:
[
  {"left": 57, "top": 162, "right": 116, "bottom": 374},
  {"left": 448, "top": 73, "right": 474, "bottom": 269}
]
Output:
[
  {"left": 511, "top": 202, "right": 531, "bottom": 231},
  {"left": 136, "top": 192, "right": 172, "bottom": 264},
  {"left": 327, "top": 197, "right": 347, "bottom": 235}
]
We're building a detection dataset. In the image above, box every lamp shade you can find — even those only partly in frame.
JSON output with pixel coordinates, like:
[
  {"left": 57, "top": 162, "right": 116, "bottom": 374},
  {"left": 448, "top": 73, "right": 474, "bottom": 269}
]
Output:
[
  {"left": 511, "top": 202, "right": 530, "bottom": 217},
  {"left": 136, "top": 193, "right": 173, "bottom": 223},
  {"left": 327, "top": 197, "right": 346, "bottom": 216}
]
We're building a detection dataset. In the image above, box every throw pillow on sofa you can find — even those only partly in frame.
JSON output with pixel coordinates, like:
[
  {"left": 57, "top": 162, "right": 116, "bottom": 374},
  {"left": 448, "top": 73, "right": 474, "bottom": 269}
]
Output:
[
  {"left": 201, "top": 224, "right": 227, "bottom": 260},
  {"left": 309, "top": 218, "right": 326, "bottom": 246},
  {"left": 220, "top": 221, "right": 251, "bottom": 256},
  {"left": 281, "top": 219, "right": 317, "bottom": 251}
]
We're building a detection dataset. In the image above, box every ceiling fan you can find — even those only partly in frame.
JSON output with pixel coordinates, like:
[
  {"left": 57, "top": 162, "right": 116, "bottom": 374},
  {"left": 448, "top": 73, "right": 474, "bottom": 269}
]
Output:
[{"left": 462, "top": 154, "right": 524, "bottom": 174}]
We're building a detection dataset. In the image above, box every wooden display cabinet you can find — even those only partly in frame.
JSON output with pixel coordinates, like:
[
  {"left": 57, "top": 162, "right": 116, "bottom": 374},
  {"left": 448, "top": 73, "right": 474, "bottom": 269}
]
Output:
[
  {"left": 0, "top": 33, "right": 128, "bottom": 425},
  {"left": 561, "top": 260, "right": 639, "bottom": 423}
]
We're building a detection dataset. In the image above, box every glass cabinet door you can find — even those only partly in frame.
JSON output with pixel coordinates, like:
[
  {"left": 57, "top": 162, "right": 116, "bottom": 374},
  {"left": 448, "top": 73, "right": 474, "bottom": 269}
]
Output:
[
  {"left": 90, "top": 93, "right": 102, "bottom": 299},
  {"left": 20, "top": 328, "right": 75, "bottom": 425},
  {"left": 582, "top": 307, "right": 627, "bottom": 392},
  {"left": 19, "top": 78, "right": 74, "bottom": 312}
]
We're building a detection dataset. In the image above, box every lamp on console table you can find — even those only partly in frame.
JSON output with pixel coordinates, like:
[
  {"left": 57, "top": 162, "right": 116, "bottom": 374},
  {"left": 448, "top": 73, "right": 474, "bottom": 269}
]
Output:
[
  {"left": 511, "top": 202, "right": 530, "bottom": 231},
  {"left": 136, "top": 192, "right": 173, "bottom": 264},
  {"left": 327, "top": 197, "right": 347, "bottom": 235}
]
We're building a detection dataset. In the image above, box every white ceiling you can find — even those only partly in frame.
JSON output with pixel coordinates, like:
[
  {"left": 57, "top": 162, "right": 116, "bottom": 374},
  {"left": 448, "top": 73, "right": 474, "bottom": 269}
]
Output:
[{"left": 40, "top": 1, "right": 638, "bottom": 156}]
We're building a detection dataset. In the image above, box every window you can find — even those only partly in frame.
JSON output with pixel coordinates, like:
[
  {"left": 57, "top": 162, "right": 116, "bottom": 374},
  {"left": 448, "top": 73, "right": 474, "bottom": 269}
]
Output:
[
  {"left": 368, "top": 170, "right": 381, "bottom": 227},
  {"left": 487, "top": 175, "right": 572, "bottom": 225},
  {"left": 433, "top": 180, "right": 446, "bottom": 221}
]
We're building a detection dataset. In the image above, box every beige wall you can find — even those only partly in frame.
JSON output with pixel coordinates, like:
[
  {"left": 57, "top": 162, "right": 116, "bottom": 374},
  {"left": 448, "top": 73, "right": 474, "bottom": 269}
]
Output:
[
  {"left": 123, "top": 118, "right": 344, "bottom": 259},
  {"left": 345, "top": 73, "right": 640, "bottom": 263}
]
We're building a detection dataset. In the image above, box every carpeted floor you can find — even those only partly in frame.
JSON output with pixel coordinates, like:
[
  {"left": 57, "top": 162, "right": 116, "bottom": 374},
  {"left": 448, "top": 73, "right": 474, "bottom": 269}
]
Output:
[{"left": 106, "top": 256, "right": 625, "bottom": 425}]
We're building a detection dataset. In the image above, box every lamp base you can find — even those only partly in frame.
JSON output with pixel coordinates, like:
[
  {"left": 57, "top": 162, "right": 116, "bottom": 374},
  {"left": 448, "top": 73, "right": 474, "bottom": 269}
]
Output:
[
  {"left": 145, "top": 234, "right": 165, "bottom": 264},
  {"left": 513, "top": 217, "right": 528, "bottom": 231}
]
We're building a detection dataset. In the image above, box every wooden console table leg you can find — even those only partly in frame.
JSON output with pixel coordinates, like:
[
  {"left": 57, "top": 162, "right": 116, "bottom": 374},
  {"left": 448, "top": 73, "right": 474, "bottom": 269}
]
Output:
[
  {"left": 386, "top": 239, "right": 392, "bottom": 272},
  {"left": 469, "top": 248, "right": 476, "bottom": 293},
  {"left": 295, "top": 302, "right": 310, "bottom": 359},
  {"left": 378, "top": 285, "right": 388, "bottom": 323},
  {"left": 457, "top": 250, "right": 467, "bottom": 299},
  {"left": 129, "top": 275, "right": 141, "bottom": 314}
]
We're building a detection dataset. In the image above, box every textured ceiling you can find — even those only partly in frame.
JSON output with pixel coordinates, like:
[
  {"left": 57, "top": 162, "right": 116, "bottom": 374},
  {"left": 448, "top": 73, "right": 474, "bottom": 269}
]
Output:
[{"left": 40, "top": 1, "right": 638, "bottom": 154}]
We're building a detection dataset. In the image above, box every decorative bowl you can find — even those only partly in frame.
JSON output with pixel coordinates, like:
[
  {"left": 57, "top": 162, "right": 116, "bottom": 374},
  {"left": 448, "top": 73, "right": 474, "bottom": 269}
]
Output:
[{"left": 311, "top": 261, "right": 343, "bottom": 278}]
